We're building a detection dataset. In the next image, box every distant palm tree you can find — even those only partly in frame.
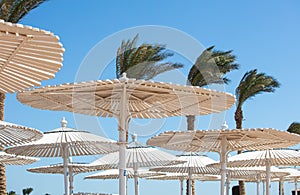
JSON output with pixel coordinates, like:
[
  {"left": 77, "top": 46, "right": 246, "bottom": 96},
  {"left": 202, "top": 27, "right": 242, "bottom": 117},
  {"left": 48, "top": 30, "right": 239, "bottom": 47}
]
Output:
[
  {"left": 287, "top": 122, "right": 300, "bottom": 134},
  {"left": 22, "top": 187, "right": 33, "bottom": 195},
  {"left": 186, "top": 46, "right": 239, "bottom": 195},
  {"left": 7, "top": 191, "right": 16, "bottom": 195},
  {"left": 0, "top": 0, "right": 46, "bottom": 194},
  {"left": 235, "top": 69, "right": 280, "bottom": 195},
  {"left": 116, "top": 34, "right": 183, "bottom": 80}
]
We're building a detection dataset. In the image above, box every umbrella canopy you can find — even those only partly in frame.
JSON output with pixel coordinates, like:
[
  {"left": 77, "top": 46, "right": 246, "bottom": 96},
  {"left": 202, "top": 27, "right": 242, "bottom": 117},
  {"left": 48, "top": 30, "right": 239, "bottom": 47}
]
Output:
[
  {"left": 0, "top": 19, "right": 64, "bottom": 93},
  {"left": 89, "top": 134, "right": 182, "bottom": 169},
  {"left": 16, "top": 73, "right": 236, "bottom": 195},
  {"left": 0, "top": 120, "right": 42, "bottom": 147},
  {"left": 147, "top": 127, "right": 300, "bottom": 195},
  {"left": 150, "top": 154, "right": 219, "bottom": 175},
  {"left": 0, "top": 151, "right": 38, "bottom": 165},
  {"left": 5, "top": 117, "right": 118, "bottom": 195},
  {"left": 85, "top": 168, "right": 164, "bottom": 180},
  {"left": 5, "top": 118, "right": 118, "bottom": 157}
]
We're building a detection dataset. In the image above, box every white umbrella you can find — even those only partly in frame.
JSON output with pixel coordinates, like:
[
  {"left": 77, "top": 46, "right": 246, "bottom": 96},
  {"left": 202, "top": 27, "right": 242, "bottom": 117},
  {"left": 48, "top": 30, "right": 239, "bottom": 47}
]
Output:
[
  {"left": 16, "top": 73, "right": 236, "bottom": 195},
  {"left": 0, "top": 19, "right": 64, "bottom": 93},
  {"left": 150, "top": 153, "right": 219, "bottom": 195},
  {"left": 0, "top": 151, "right": 38, "bottom": 165},
  {"left": 226, "top": 149, "right": 300, "bottom": 195},
  {"left": 27, "top": 162, "right": 100, "bottom": 194},
  {"left": 147, "top": 126, "right": 300, "bottom": 195},
  {"left": 0, "top": 120, "right": 42, "bottom": 147},
  {"left": 277, "top": 168, "right": 300, "bottom": 195},
  {"left": 5, "top": 117, "right": 118, "bottom": 195},
  {"left": 89, "top": 134, "right": 183, "bottom": 195}
]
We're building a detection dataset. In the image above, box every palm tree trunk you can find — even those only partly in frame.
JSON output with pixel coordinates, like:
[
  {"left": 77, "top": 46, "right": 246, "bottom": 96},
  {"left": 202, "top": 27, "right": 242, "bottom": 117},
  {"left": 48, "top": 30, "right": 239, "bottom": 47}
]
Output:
[
  {"left": 235, "top": 107, "right": 246, "bottom": 195},
  {"left": 191, "top": 180, "right": 195, "bottom": 195},
  {"left": 0, "top": 92, "right": 6, "bottom": 195}
]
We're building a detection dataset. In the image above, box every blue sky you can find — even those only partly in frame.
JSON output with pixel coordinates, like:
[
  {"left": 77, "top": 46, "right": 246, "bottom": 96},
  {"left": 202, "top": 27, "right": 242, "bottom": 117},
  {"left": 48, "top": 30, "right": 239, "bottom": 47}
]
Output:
[{"left": 4, "top": 0, "right": 300, "bottom": 194}]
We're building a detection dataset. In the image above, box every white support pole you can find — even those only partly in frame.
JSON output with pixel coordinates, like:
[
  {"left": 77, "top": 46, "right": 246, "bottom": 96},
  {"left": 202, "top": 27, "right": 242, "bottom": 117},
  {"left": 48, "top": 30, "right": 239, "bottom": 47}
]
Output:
[
  {"left": 62, "top": 144, "right": 69, "bottom": 195},
  {"left": 266, "top": 160, "right": 271, "bottom": 195},
  {"left": 226, "top": 173, "right": 230, "bottom": 195},
  {"left": 188, "top": 167, "right": 192, "bottom": 195},
  {"left": 119, "top": 74, "right": 129, "bottom": 195},
  {"left": 295, "top": 178, "right": 298, "bottom": 195},
  {"left": 69, "top": 168, "right": 73, "bottom": 195},
  {"left": 257, "top": 174, "right": 261, "bottom": 195},
  {"left": 263, "top": 181, "right": 266, "bottom": 195},
  {"left": 220, "top": 136, "right": 227, "bottom": 195},
  {"left": 133, "top": 163, "right": 139, "bottom": 195},
  {"left": 180, "top": 179, "right": 183, "bottom": 195},
  {"left": 279, "top": 177, "right": 283, "bottom": 195}
]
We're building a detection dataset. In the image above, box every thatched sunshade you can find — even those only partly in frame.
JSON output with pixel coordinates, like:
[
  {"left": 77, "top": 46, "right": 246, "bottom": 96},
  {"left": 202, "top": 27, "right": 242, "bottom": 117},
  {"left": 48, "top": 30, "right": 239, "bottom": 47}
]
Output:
[
  {"left": 0, "top": 120, "right": 42, "bottom": 147},
  {"left": 147, "top": 128, "right": 300, "bottom": 195},
  {"left": 0, "top": 19, "right": 64, "bottom": 93},
  {"left": 0, "top": 151, "right": 38, "bottom": 165},
  {"left": 27, "top": 162, "right": 100, "bottom": 194},
  {"left": 5, "top": 118, "right": 118, "bottom": 195},
  {"left": 225, "top": 149, "right": 300, "bottom": 195},
  {"left": 89, "top": 134, "right": 183, "bottom": 195},
  {"left": 16, "top": 73, "right": 236, "bottom": 195}
]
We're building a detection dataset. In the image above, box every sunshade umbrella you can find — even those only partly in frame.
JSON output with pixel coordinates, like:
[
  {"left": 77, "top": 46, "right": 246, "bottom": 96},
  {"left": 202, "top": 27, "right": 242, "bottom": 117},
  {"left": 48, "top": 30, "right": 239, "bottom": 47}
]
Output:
[
  {"left": 0, "top": 19, "right": 64, "bottom": 93},
  {"left": 85, "top": 168, "right": 164, "bottom": 195},
  {"left": 16, "top": 73, "right": 235, "bottom": 195},
  {"left": 225, "top": 149, "right": 300, "bottom": 195},
  {"left": 150, "top": 153, "right": 219, "bottom": 195},
  {"left": 0, "top": 120, "right": 42, "bottom": 147},
  {"left": 27, "top": 161, "right": 100, "bottom": 194},
  {"left": 0, "top": 151, "right": 39, "bottom": 165},
  {"left": 227, "top": 166, "right": 289, "bottom": 195},
  {"left": 146, "top": 126, "right": 300, "bottom": 195},
  {"left": 147, "top": 172, "right": 220, "bottom": 195},
  {"left": 276, "top": 168, "right": 300, "bottom": 195},
  {"left": 89, "top": 134, "right": 183, "bottom": 195},
  {"left": 5, "top": 117, "right": 118, "bottom": 195}
]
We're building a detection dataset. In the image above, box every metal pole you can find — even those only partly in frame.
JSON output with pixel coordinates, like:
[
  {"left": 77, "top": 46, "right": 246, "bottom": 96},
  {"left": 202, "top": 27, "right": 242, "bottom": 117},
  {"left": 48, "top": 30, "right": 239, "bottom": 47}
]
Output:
[
  {"left": 266, "top": 160, "right": 271, "bottom": 195},
  {"left": 226, "top": 173, "right": 230, "bottom": 195},
  {"left": 119, "top": 74, "right": 129, "bottom": 195},
  {"left": 62, "top": 144, "right": 69, "bottom": 195},
  {"left": 188, "top": 167, "right": 192, "bottom": 195},
  {"left": 180, "top": 179, "right": 183, "bottom": 195},
  {"left": 133, "top": 163, "right": 139, "bottom": 195},
  {"left": 220, "top": 136, "right": 227, "bottom": 195}
]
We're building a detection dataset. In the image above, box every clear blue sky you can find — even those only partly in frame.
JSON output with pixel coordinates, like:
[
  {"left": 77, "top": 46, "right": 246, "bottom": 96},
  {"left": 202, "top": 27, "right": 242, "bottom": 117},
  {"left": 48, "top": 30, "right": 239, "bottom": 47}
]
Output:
[{"left": 4, "top": 0, "right": 300, "bottom": 194}]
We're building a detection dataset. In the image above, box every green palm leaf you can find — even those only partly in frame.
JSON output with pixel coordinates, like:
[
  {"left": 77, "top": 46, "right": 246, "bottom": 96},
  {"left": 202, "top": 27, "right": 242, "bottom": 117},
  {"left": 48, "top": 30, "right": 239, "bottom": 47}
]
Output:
[{"left": 287, "top": 122, "right": 300, "bottom": 135}]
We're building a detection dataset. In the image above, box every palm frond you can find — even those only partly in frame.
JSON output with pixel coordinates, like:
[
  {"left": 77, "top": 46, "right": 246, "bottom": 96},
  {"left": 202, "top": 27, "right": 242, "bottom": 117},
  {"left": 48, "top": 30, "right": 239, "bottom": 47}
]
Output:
[
  {"left": 116, "top": 34, "right": 183, "bottom": 79},
  {"left": 235, "top": 69, "right": 280, "bottom": 108},
  {"left": 287, "top": 122, "right": 300, "bottom": 135},
  {"left": 0, "top": 0, "right": 47, "bottom": 22},
  {"left": 187, "top": 46, "right": 239, "bottom": 87}
]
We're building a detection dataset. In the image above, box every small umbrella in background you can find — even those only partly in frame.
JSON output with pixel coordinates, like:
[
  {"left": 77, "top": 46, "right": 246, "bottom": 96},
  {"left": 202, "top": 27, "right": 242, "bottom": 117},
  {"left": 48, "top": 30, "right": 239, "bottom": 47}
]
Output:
[
  {"left": 85, "top": 168, "right": 164, "bottom": 195},
  {"left": 147, "top": 172, "right": 219, "bottom": 195},
  {"left": 274, "top": 168, "right": 300, "bottom": 195},
  {"left": 89, "top": 133, "right": 183, "bottom": 195},
  {"left": 0, "top": 151, "right": 38, "bottom": 165},
  {"left": 147, "top": 124, "right": 300, "bottom": 195},
  {"left": 150, "top": 153, "right": 219, "bottom": 195},
  {"left": 16, "top": 73, "right": 236, "bottom": 195},
  {"left": 226, "top": 149, "right": 300, "bottom": 195},
  {"left": 27, "top": 160, "right": 101, "bottom": 194},
  {"left": 5, "top": 118, "right": 118, "bottom": 195}
]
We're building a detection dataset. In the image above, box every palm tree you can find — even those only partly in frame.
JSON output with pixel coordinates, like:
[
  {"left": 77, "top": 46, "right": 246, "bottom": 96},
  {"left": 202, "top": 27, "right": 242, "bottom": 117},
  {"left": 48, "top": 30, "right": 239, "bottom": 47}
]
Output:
[
  {"left": 287, "top": 122, "right": 300, "bottom": 134},
  {"left": 116, "top": 34, "right": 183, "bottom": 80},
  {"left": 186, "top": 46, "right": 239, "bottom": 195},
  {"left": 235, "top": 69, "right": 280, "bottom": 195},
  {"left": 7, "top": 191, "right": 16, "bottom": 195},
  {"left": 0, "top": 1, "right": 46, "bottom": 194},
  {"left": 22, "top": 187, "right": 33, "bottom": 195}
]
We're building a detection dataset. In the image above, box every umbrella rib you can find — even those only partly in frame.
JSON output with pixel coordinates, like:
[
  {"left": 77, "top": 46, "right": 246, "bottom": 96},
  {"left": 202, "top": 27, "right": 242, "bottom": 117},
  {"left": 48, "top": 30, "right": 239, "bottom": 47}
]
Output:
[{"left": 0, "top": 37, "right": 29, "bottom": 73}]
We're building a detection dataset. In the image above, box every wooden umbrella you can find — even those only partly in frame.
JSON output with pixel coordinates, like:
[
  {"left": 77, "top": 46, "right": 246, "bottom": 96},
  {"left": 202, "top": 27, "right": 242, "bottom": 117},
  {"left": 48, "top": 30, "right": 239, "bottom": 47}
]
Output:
[{"left": 16, "top": 73, "right": 236, "bottom": 195}]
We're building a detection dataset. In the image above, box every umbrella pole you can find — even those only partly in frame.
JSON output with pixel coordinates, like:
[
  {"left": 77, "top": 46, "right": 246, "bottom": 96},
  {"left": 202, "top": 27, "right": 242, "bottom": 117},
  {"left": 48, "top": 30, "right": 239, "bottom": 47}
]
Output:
[
  {"left": 69, "top": 168, "right": 73, "bottom": 195},
  {"left": 279, "top": 177, "right": 283, "bottom": 195},
  {"left": 226, "top": 173, "right": 230, "bottom": 195},
  {"left": 263, "top": 181, "right": 265, "bottom": 195},
  {"left": 188, "top": 167, "right": 192, "bottom": 195},
  {"left": 180, "top": 179, "right": 183, "bottom": 195},
  {"left": 295, "top": 178, "right": 298, "bottom": 195},
  {"left": 220, "top": 136, "right": 227, "bottom": 195},
  {"left": 257, "top": 173, "right": 261, "bottom": 195},
  {"left": 133, "top": 163, "right": 139, "bottom": 195},
  {"left": 266, "top": 160, "right": 271, "bottom": 195},
  {"left": 62, "top": 144, "right": 70, "bottom": 195},
  {"left": 119, "top": 81, "right": 129, "bottom": 195}
]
